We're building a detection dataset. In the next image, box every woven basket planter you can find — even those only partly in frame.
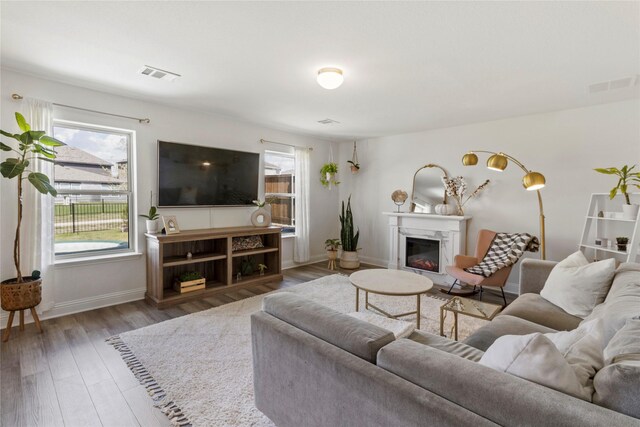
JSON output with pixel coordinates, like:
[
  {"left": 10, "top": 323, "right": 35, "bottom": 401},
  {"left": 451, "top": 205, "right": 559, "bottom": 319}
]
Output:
[{"left": 1, "top": 278, "right": 42, "bottom": 311}]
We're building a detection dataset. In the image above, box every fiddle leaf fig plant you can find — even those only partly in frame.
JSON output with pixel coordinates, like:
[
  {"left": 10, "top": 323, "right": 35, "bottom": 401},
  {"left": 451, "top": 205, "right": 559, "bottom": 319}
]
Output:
[{"left": 1, "top": 112, "right": 64, "bottom": 283}]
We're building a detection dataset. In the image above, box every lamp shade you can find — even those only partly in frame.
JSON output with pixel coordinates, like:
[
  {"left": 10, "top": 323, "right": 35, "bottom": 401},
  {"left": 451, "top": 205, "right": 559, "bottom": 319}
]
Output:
[
  {"left": 462, "top": 152, "right": 478, "bottom": 166},
  {"left": 523, "top": 171, "right": 546, "bottom": 191},
  {"left": 317, "top": 68, "right": 344, "bottom": 90},
  {"left": 487, "top": 153, "right": 508, "bottom": 171}
]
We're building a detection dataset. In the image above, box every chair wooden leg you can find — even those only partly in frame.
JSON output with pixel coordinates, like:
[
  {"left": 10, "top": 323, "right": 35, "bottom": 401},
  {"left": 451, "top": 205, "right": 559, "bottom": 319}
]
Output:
[
  {"left": 3, "top": 311, "right": 15, "bottom": 342},
  {"left": 30, "top": 308, "right": 43, "bottom": 333},
  {"left": 501, "top": 287, "right": 507, "bottom": 307}
]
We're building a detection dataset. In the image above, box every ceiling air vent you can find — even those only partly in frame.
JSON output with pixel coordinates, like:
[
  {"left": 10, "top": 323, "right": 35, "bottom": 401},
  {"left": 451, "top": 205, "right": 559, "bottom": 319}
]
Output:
[
  {"left": 138, "top": 65, "right": 181, "bottom": 82},
  {"left": 588, "top": 75, "right": 637, "bottom": 94},
  {"left": 317, "top": 118, "right": 340, "bottom": 125}
]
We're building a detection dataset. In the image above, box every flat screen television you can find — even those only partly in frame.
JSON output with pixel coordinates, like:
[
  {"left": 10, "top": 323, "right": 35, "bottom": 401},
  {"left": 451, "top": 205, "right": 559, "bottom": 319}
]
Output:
[{"left": 158, "top": 141, "right": 260, "bottom": 207}]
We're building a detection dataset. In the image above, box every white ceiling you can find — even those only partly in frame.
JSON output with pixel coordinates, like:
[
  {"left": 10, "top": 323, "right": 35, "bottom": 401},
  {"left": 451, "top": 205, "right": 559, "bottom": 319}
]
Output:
[{"left": 1, "top": 1, "right": 639, "bottom": 140}]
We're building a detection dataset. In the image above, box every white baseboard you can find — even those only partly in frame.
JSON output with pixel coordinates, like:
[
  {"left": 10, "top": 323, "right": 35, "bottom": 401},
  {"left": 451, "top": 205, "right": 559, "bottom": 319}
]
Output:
[
  {"left": 1, "top": 287, "right": 146, "bottom": 328},
  {"left": 282, "top": 254, "right": 326, "bottom": 270},
  {"left": 358, "top": 255, "right": 388, "bottom": 267}
]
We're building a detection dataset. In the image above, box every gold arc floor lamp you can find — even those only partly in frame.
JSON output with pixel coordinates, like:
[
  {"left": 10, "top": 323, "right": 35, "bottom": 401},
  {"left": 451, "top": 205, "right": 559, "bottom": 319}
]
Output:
[{"left": 462, "top": 151, "right": 547, "bottom": 260}]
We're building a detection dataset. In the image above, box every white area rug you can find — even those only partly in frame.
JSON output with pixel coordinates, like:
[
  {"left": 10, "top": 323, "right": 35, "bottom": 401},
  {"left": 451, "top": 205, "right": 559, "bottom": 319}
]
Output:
[{"left": 108, "top": 274, "right": 488, "bottom": 426}]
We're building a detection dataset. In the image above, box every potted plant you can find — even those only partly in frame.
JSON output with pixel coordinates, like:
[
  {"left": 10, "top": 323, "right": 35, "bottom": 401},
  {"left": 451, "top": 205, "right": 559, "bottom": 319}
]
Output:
[
  {"left": 0, "top": 112, "right": 63, "bottom": 329},
  {"left": 257, "top": 263, "right": 268, "bottom": 276},
  {"left": 240, "top": 256, "right": 256, "bottom": 276},
  {"left": 595, "top": 165, "right": 640, "bottom": 220},
  {"left": 325, "top": 238, "right": 341, "bottom": 270},
  {"left": 339, "top": 196, "right": 360, "bottom": 269},
  {"left": 348, "top": 160, "right": 360, "bottom": 174},
  {"left": 616, "top": 237, "right": 629, "bottom": 252},
  {"left": 140, "top": 206, "right": 159, "bottom": 233},
  {"left": 174, "top": 271, "right": 206, "bottom": 293},
  {"left": 320, "top": 162, "right": 339, "bottom": 188}
]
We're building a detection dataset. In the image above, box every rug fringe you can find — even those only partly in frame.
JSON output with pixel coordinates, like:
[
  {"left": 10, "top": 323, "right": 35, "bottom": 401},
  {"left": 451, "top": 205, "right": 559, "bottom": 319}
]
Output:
[{"left": 106, "top": 335, "right": 192, "bottom": 427}]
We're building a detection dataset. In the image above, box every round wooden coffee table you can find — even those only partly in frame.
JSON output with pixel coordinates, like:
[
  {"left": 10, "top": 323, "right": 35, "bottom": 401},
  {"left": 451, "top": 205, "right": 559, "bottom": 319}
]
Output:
[{"left": 349, "top": 269, "right": 433, "bottom": 329}]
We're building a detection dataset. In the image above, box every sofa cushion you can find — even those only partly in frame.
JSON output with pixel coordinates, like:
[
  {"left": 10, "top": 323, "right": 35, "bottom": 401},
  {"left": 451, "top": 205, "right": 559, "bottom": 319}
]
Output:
[
  {"left": 581, "top": 262, "right": 640, "bottom": 345},
  {"left": 592, "top": 317, "right": 640, "bottom": 419},
  {"left": 408, "top": 330, "right": 484, "bottom": 362},
  {"left": 262, "top": 292, "right": 394, "bottom": 363},
  {"left": 479, "top": 333, "right": 592, "bottom": 401},
  {"left": 501, "top": 293, "right": 582, "bottom": 331},
  {"left": 540, "top": 251, "right": 615, "bottom": 318},
  {"left": 463, "top": 314, "right": 556, "bottom": 352}
]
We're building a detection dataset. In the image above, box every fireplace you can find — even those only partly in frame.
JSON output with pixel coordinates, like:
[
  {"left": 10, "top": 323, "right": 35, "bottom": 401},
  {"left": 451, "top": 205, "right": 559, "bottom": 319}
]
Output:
[{"left": 405, "top": 237, "right": 440, "bottom": 273}]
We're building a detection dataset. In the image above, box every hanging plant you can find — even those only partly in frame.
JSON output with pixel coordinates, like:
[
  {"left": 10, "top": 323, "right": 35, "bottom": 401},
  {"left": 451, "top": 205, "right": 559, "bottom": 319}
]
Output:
[
  {"left": 349, "top": 141, "right": 360, "bottom": 174},
  {"left": 320, "top": 162, "right": 340, "bottom": 188}
]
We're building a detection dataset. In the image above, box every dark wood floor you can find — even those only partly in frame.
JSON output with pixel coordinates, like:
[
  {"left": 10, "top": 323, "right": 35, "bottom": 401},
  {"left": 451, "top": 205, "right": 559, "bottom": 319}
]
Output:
[{"left": 0, "top": 262, "right": 512, "bottom": 427}]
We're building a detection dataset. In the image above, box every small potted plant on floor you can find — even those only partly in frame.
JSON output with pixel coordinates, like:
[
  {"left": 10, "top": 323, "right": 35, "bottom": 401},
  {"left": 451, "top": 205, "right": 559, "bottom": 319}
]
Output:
[
  {"left": 325, "top": 238, "right": 341, "bottom": 270},
  {"left": 140, "top": 206, "right": 160, "bottom": 233},
  {"left": 595, "top": 165, "right": 640, "bottom": 220},
  {"left": 320, "top": 162, "right": 339, "bottom": 188},
  {"left": 339, "top": 196, "right": 360, "bottom": 269},
  {"left": 1, "top": 112, "right": 63, "bottom": 339}
]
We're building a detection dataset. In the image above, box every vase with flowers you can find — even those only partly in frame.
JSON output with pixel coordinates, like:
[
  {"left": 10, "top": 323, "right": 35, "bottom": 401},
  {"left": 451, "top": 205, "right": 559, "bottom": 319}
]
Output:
[{"left": 441, "top": 176, "right": 490, "bottom": 216}]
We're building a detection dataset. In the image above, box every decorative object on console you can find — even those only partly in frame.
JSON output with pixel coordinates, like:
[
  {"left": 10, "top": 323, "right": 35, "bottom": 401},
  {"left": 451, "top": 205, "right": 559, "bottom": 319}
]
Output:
[
  {"left": 257, "top": 263, "right": 268, "bottom": 276},
  {"left": 348, "top": 141, "right": 360, "bottom": 173},
  {"left": 391, "top": 189, "right": 408, "bottom": 212},
  {"left": 339, "top": 196, "right": 360, "bottom": 269},
  {"left": 251, "top": 199, "right": 272, "bottom": 227},
  {"left": 174, "top": 271, "right": 206, "bottom": 294},
  {"left": 140, "top": 205, "right": 160, "bottom": 233},
  {"left": 616, "top": 237, "right": 628, "bottom": 252},
  {"left": 162, "top": 215, "right": 180, "bottom": 234},
  {"left": 240, "top": 257, "right": 256, "bottom": 276},
  {"left": 232, "top": 235, "right": 264, "bottom": 252},
  {"left": 0, "top": 112, "right": 63, "bottom": 341},
  {"left": 441, "top": 176, "right": 490, "bottom": 216},
  {"left": 594, "top": 164, "right": 640, "bottom": 220},
  {"left": 462, "top": 150, "right": 547, "bottom": 259},
  {"left": 410, "top": 163, "right": 448, "bottom": 213},
  {"left": 324, "top": 238, "right": 341, "bottom": 270},
  {"left": 320, "top": 162, "right": 339, "bottom": 188}
]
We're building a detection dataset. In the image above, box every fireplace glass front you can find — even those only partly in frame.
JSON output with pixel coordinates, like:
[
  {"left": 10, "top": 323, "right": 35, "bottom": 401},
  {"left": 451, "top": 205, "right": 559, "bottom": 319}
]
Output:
[{"left": 405, "top": 237, "right": 440, "bottom": 273}]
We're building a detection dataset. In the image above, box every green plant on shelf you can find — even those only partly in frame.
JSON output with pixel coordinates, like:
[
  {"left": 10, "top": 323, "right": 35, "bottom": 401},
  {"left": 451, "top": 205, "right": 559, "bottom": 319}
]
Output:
[
  {"left": 594, "top": 165, "right": 640, "bottom": 204},
  {"left": 240, "top": 257, "right": 256, "bottom": 276},
  {"left": 139, "top": 206, "right": 159, "bottom": 220},
  {"left": 257, "top": 263, "right": 268, "bottom": 276},
  {"left": 179, "top": 271, "right": 203, "bottom": 282}
]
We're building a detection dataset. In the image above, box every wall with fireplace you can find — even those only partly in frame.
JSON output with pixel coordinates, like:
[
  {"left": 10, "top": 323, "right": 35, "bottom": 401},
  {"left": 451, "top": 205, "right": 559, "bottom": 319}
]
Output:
[{"left": 338, "top": 99, "right": 640, "bottom": 293}]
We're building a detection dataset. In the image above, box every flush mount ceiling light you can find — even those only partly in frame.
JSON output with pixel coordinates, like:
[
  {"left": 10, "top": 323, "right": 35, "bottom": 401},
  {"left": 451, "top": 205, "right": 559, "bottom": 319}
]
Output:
[{"left": 317, "top": 67, "right": 344, "bottom": 90}]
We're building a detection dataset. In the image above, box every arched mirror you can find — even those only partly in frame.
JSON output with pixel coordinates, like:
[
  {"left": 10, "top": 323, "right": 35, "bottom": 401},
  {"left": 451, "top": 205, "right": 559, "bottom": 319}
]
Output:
[{"left": 410, "top": 164, "right": 448, "bottom": 213}]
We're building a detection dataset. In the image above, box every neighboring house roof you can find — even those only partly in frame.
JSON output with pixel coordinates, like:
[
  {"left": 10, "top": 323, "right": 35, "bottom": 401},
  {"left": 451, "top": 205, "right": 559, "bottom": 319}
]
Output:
[
  {"left": 264, "top": 161, "right": 280, "bottom": 171},
  {"left": 55, "top": 145, "right": 112, "bottom": 167},
  {"left": 54, "top": 165, "right": 124, "bottom": 184}
]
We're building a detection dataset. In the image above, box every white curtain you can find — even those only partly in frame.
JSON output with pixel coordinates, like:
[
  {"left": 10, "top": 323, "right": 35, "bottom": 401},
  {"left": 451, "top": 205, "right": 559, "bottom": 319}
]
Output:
[
  {"left": 21, "top": 98, "right": 56, "bottom": 312},
  {"left": 294, "top": 147, "right": 310, "bottom": 262}
]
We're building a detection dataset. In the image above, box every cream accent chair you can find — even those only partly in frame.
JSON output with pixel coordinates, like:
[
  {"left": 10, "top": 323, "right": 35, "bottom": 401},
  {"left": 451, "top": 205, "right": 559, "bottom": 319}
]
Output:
[{"left": 445, "top": 229, "right": 511, "bottom": 306}]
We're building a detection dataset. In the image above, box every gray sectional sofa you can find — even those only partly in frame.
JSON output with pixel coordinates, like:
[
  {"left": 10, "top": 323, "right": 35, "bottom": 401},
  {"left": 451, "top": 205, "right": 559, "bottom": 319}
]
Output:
[{"left": 251, "top": 260, "right": 640, "bottom": 426}]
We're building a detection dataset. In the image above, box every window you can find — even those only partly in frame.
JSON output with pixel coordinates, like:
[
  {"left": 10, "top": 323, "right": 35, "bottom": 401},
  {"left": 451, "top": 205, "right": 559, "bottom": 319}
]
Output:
[
  {"left": 52, "top": 121, "right": 134, "bottom": 258},
  {"left": 264, "top": 150, "right": 295, "bottom": 235}
]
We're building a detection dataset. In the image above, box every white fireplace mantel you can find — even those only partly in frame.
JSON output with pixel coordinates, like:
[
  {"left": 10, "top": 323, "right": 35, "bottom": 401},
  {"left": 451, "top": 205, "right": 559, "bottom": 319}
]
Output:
[{"left": 383, "top": 212, "right": 470, "bottom": 285}]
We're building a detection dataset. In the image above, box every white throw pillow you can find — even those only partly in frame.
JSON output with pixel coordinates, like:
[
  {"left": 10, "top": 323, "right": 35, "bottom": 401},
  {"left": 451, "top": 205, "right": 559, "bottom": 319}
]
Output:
[
  {"left": 544, "top": 319, "right": 604, "bottom": 396},
  {"left": 540, "top": 251, "right": 615, "bottom": 318},
  {"left": 479, "top": 333, "right": 591, "bottom": 401}
]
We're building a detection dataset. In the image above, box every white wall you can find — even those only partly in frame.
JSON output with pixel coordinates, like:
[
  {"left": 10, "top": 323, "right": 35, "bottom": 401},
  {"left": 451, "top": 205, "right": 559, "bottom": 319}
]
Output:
[
  {"left": 338, "top": 99, "right": 640, "bottom": 293},
  {"left": 1, "top": 69, "right": 339, "bottom": 319}
]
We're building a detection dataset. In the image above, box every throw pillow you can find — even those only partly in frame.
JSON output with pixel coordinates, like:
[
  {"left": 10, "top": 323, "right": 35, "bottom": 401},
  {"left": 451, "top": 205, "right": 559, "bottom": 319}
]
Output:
[
  {"left": 479, "top": 333, "right": 591, "bottom": 401},
  {"left": 603, "top": 317, "right": 640, "bottom": 364},
  {"left": 231, "top": 235, "right": 264, "bottom": 252},
  {"left": 540, "top": 251, "right": 615, "bottom": 318},
  {"left": 543, "top": 319, "right": 604, "bottom": 396}
]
